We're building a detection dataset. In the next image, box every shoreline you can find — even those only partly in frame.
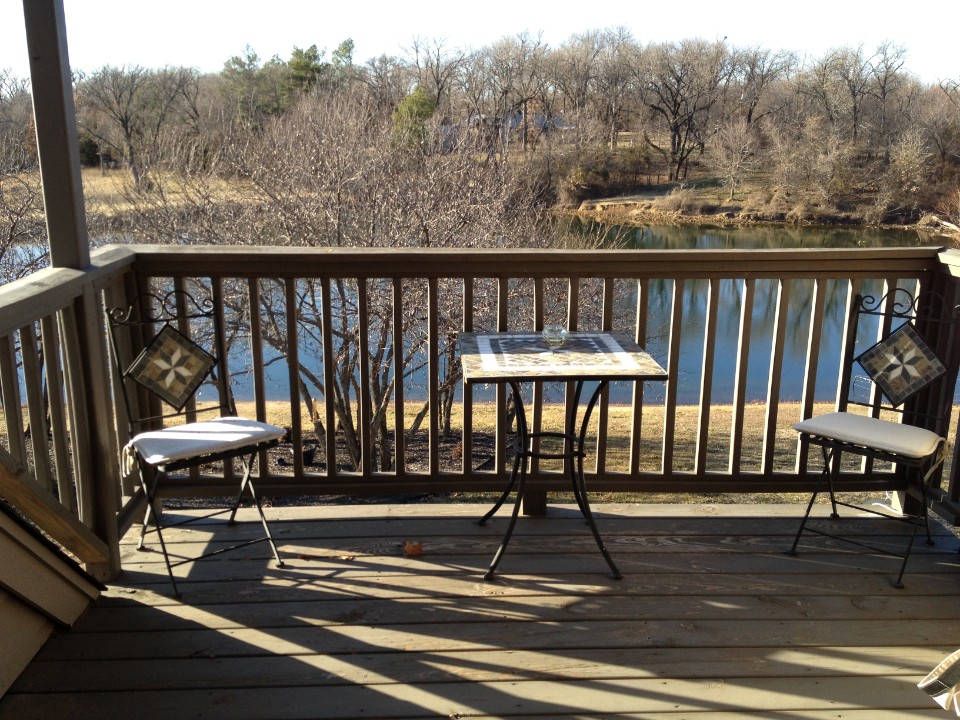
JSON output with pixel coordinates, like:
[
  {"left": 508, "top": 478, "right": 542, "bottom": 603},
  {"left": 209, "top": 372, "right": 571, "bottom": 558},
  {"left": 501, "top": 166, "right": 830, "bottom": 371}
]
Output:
[{"left": 561, "top": 197, "right": 960, "bottom": 244}]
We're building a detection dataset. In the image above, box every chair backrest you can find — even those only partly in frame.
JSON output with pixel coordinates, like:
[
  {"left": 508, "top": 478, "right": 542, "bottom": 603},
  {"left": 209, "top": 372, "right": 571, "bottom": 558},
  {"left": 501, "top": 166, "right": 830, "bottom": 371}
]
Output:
[
  {"left": 105, "top": 288, "right": 236, "bottom": 436},
  {"left": 841, "top": 287, "right": 960, "bottom": 437}
]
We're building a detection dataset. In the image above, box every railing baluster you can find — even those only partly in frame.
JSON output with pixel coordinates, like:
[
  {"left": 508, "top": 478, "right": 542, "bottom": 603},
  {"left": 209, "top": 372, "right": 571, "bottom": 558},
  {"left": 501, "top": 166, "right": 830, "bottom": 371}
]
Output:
[
  {"left": 282, "top": 278, "right": 303, "bottom": 477},
  {"left": 729, "top": 277, "right": 755, "bottom": 474},
  {"left": 797, "top": 278, "right": 828, "bottom": 476},
  {"left": 762, "top": 279, "right": 791, "bottom": 476},
  {"left": 0, "top": 335, "right": 27, "bottom": 468},
  {"left": 663, "top": 279, "right": 684, "bottom": 476},
  {"left": 594, "top": 278, "right": 615, "bottom": 475},
  {"left": 20, "top": 321, "right": 53, "bottom": 492},
  {"left": 428, "top": 277, "right": 440, "bottom": 476},
  {"left": 835, "top": 278, "right": 864, "bottom": 409},
  {"left": 57, "top": 304, "right": 96, "bottom": 526},
  {"left": 461, "top": 277, "right": 474, "bottom": 477},
  {"left": 247, "top": 279, "right": 272, "bottom": 479},
  {"left": 357, "top": 278, "right": 373, "bottom": 477},
  {"left": 495, "top": 277, "right": 509, "bottom": 480},
  {"left": 211, "top": 278, "right": 236, "bottom": 483},
  {"left": 174, "top": 278, "right": 201, "bottom": 485},
  {"left": 40, "top": 314, "right": 76, "bottom": 511},
  {"left": 563, "top": 277, "right": 580, "bottom": 483},
  {"left": 101, "top": 280, "right": 136, "bottom": 501},
  {"left": 531, "top": 278, "right": 544, "bottom": 478},
  {"left": 695, "top": 278, "right": 720, "bottom": 477},
  {"left": 393, "top": 278, "right": 405, "bottom": 477},
  {"left": 320, "top": 278, "right": 336, "bottom": 479},
  {"left": 630, "top": 278, "right": 649, "bottom": 476}
]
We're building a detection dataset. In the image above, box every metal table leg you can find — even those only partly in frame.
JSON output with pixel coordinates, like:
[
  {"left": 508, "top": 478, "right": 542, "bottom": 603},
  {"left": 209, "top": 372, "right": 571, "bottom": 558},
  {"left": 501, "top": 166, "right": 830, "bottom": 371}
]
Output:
[
  {"left": 481, "top": 380, "right": 529, "bottom": 580},
  {"left": 481, "top": 379, "right": 621, "bottom": 580},
  {"left": 571, "top": 380, "right": 621, "bottom": 579}
]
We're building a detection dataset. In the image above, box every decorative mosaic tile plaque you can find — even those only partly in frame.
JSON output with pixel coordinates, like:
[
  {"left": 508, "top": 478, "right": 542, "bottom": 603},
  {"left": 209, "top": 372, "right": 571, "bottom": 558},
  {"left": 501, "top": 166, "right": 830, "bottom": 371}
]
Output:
[
  {"left": 126, "top": 324, "right": 216, "bottom": 410},
  {"left": 459, "top": 331, "right": 667, "bottom": 383},
  {"left": 856, "top": 322, "right": 946, "bottom": 406}
]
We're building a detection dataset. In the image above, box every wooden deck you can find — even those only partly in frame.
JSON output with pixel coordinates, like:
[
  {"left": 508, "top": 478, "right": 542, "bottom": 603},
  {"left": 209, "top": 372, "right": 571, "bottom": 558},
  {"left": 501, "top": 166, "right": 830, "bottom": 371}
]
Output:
[{"left": 2, "top": 501, "right": 960, "bottom": 719}]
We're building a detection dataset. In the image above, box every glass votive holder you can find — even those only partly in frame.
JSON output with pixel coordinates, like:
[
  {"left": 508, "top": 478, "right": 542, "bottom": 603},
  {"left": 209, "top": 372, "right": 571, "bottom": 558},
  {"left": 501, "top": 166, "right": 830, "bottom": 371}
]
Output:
[{"left": 542, "top": 324, "right": 569, "bottom": 347}]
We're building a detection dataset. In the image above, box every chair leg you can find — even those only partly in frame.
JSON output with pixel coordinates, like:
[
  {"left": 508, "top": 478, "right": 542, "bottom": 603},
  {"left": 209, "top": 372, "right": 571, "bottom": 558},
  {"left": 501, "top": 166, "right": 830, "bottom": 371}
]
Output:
[
  {"left": 136, "top": 464, "right": 180, "bottom": 597},
  {"left": 789, "top": 445, "right": 835, "bottom": 555},
  {"left": 236, "top": 451, "right": 284, "bottom": 566},
  {"left": 893, "top": 512, "right": 923, "bottom": 589},
  {"left": 823, "top": 447, "right": 841, "bottom": 519},
  {"left": 228, "top": 458, "right": 251, "bottom": 524},
  {"left": 789, "top": 480, "right": 820, "bottom": 555},
  {"left": 137, "top": 468, "right": 162, "bottom": 550},
  {"left": 892, "top": 470, "right": 939, "bottom": 587}
]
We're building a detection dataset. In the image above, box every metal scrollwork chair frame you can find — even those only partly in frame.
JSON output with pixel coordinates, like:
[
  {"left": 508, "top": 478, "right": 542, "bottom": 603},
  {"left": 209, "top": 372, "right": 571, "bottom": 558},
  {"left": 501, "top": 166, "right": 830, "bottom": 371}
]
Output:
[
  {"left": 788, "top": 287, "right": 960, "bottom": 587},
  {"left": 106, "top": 288, "right": 285, "bottom": 596}
]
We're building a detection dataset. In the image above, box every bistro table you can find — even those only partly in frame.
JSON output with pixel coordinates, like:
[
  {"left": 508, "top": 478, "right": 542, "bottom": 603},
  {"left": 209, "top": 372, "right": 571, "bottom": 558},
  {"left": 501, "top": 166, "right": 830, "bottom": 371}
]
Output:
[{"left": 458, "top": 330, "right": 668, "bottom": 580}]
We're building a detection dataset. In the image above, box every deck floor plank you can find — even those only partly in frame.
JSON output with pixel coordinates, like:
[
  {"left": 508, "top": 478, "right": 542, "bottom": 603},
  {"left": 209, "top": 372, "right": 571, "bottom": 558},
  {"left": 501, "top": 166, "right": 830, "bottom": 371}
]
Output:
[{"left": 2, "top": 503, "right": 959, "bottom": 719}]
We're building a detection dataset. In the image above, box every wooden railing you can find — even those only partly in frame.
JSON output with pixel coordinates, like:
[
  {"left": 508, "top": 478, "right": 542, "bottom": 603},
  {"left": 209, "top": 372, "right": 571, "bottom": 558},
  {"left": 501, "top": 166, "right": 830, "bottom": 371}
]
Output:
[
  {"left": 2, "top": 243, "right": 960, "bottom": 581},
  {"left": 118, "top": 245, "right": 960, "bottom": 495},
  {"left": 0, "top": 248, "right": 135, "bottom": 579}
]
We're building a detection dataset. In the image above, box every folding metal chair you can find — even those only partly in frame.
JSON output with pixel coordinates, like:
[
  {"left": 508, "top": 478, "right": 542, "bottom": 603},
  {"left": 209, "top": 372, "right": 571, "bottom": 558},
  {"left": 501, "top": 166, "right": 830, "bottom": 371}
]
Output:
[
  {"left": 106, "top": 288, "right": 285, "bottom": 596},
  {"left": 788, "top": 287, "right": 960, "bottom": 587}
]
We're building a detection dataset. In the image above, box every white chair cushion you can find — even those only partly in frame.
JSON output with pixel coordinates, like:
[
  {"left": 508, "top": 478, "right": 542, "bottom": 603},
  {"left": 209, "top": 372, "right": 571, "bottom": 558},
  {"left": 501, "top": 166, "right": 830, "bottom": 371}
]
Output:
[
  {"left": 794, "top": 411, "right": 944, "bottom": 459},
  {"left": 128, "top": 416, "right": 286, "bottom": 467}
]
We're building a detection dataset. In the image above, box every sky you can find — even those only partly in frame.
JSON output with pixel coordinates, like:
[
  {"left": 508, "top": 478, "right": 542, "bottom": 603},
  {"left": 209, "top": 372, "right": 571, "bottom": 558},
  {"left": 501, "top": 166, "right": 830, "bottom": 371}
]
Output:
[{"left": 2, "top": 0, "right": 958, "bottom": 84}]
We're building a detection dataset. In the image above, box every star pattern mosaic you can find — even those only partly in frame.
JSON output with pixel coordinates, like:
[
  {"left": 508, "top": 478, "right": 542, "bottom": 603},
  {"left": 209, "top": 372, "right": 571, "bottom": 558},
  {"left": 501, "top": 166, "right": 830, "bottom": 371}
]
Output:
[
  {"left": 126, "top": 324, "right": 216, "bottom": 410},
  {"left": 856, "top": 322, "right": 946, "bottom": 406}
]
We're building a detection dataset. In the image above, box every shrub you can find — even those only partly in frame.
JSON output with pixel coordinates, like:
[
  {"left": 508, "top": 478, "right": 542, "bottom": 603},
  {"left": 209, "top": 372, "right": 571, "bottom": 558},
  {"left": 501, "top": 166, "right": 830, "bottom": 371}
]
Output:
[{"left": 653, "top": 187, "right": 698, "bottom": 213}]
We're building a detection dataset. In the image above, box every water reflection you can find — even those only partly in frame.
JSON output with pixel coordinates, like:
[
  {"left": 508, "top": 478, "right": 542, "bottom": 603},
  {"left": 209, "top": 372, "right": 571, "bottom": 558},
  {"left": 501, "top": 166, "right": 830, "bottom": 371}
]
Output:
[
  {"left": 590, "top": 222, "right": 930, "bottom": 404},
  {"left": 596, "top": 221, "right": 926, "bottom": 250}
]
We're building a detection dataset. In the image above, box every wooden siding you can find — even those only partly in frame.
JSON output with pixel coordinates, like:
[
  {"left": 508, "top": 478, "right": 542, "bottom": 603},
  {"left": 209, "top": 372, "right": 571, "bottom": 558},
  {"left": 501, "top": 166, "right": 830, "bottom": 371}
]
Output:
[
  {"left": 0, "top": 590, "right": 52, "bottom": 699},
  {"left": 1, "top": 502, "right": 958, "bottom": 718},
  {"left": 0, "top": 506, "right": 101, "bottom": 697}
]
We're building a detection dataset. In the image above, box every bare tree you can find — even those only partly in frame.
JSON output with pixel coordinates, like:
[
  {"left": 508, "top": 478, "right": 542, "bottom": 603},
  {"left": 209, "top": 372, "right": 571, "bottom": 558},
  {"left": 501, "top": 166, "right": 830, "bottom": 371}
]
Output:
[
  {"left": 916, "top": 84, "right": 960, "bottom": 182},
  {"left": 361, "top": 54, "right": 412, "bottom": 114},
  {"left": 0, "top": 71, "right": 46, "bottom": 283},
  {"left": 405, "top": 37, "right": 468, "bottom": 117},
  {"left": 794, "top": 51, "right": 844, "bottom": 128},
  {"left": 713, "top": 118, "right": 758, "bottom": 201},
  {"left": 833, "top": 45, "right": 873, "bottom": 143},
  {"left": 0, "top": 171, "right": 48, "bottom": 283},
  {"left": 733, "top": 46, "right": 794, "bottom": 126},
  {"left": 591, "top": 27, "right": 637, "bottom": 150},
  {"left": 0, "top": 70, "right": 34, "bottom": 172},
  {"left": 76, "top": 65, "right": 200, "bottom": 187},
  {"left": 639, "top": 39, "right": 735, "bottom": 181},
  {"left": 867, "top": 41, "right": 909, "bottom": 157},
  {"left": 485, "top": 32, "right": 548, "bottom": 156}
]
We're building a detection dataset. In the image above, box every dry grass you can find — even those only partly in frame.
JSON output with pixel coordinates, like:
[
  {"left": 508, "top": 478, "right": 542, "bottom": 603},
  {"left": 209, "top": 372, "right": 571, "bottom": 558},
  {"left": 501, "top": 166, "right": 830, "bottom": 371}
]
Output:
[
  {"left": 79, "top": 167, "right": 254, "bottom": 217},
  {"left": 4, "top": 397, "right": 943, "bottom": 507}
]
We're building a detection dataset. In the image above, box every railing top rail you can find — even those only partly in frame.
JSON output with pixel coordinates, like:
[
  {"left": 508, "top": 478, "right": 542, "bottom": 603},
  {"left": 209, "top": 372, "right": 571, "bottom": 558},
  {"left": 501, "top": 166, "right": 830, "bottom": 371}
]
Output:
[
  {"left": 0, "top": 246, "right": 135, "bottom": 337},
  {"left": 104, "top": 244, "right": 947, "bottom": 280}
]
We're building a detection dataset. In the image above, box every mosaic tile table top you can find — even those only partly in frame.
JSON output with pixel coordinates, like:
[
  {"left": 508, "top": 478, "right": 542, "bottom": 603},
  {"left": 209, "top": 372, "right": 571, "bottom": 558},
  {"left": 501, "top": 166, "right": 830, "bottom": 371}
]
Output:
[{"left": 459, "top": 331, "right": 668, "bottom": 383}]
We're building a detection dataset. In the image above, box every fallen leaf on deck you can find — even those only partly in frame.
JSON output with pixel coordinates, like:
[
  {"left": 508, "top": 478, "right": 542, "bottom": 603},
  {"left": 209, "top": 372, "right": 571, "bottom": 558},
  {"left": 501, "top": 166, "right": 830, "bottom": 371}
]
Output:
[{"left": 403, "top": 540, "right": 424, "bottom": 557}]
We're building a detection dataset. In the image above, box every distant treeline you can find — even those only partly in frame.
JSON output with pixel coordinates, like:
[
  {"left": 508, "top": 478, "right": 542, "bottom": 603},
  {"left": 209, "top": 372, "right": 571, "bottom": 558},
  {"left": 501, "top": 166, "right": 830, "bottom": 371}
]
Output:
[{"left": 2, "top": 29, "right": 960, "bottom": 246}]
